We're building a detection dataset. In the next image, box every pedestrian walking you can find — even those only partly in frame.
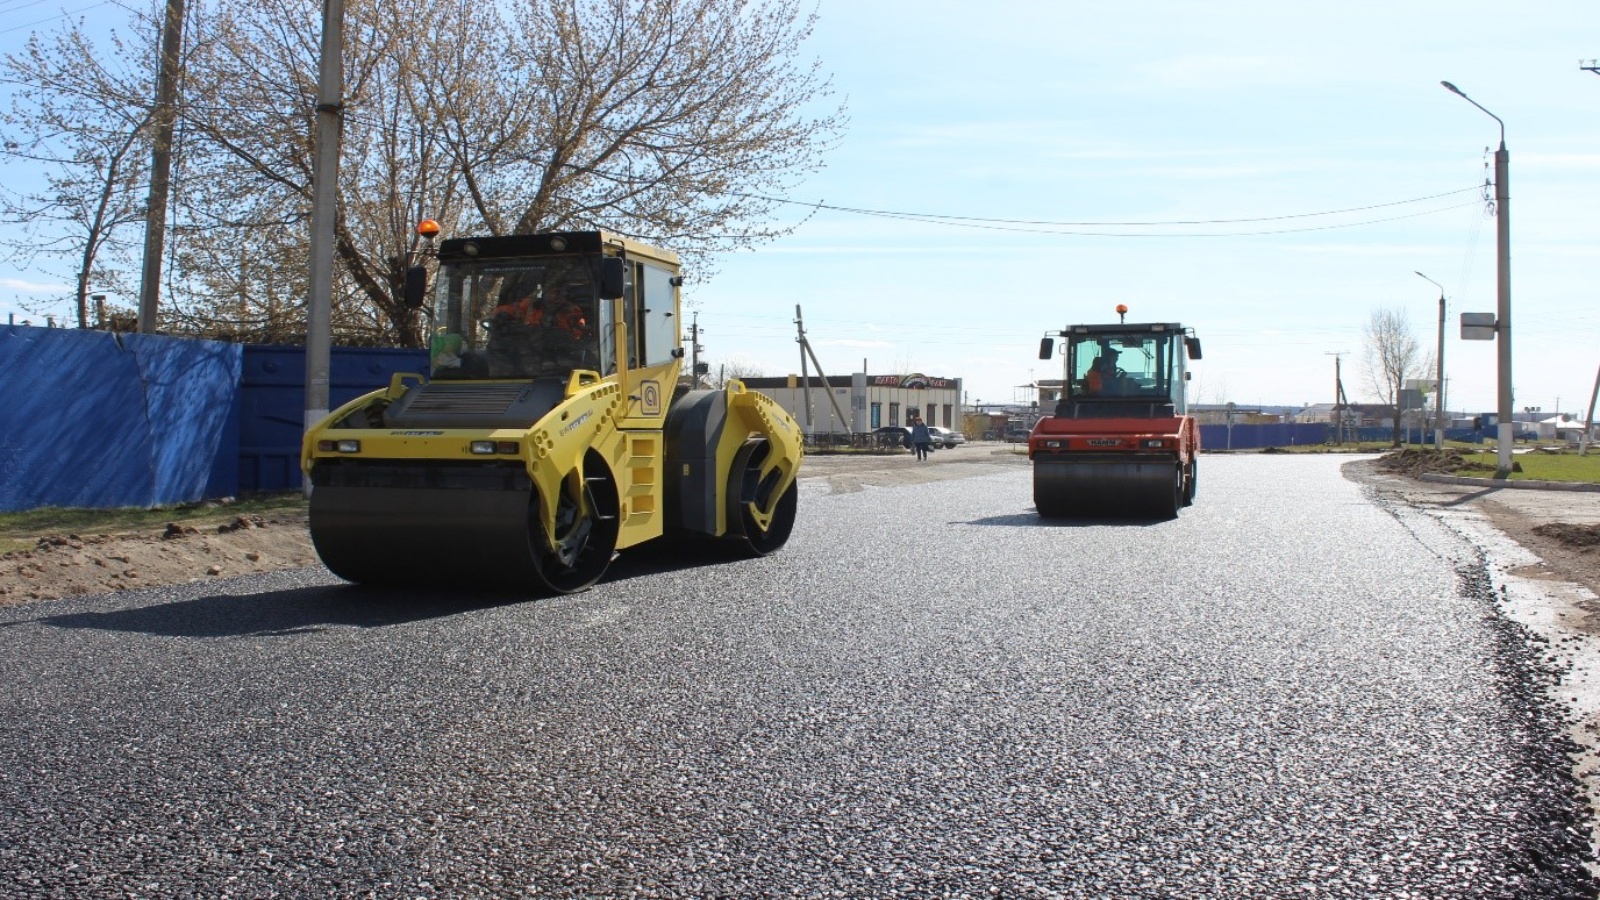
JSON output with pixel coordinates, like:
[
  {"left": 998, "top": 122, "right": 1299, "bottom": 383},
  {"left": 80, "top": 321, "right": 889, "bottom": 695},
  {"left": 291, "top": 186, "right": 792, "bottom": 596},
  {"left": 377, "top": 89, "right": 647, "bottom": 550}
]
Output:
[{"left": 910, "top": 416, "right": 932, "bottom": 461}]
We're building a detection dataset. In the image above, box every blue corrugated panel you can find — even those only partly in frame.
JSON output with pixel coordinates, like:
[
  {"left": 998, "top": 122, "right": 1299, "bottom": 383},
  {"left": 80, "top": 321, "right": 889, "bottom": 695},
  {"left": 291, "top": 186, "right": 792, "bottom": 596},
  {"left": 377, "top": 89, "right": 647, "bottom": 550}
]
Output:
[
  {"left": 0, "top": 326, "right": 242, "bottom": 512},
  {"left": 1200, "top": 422, "right": 1331, "bottom": 450},
  {"left": 237, "top": 345, "right": 428, "bottom": 492}
]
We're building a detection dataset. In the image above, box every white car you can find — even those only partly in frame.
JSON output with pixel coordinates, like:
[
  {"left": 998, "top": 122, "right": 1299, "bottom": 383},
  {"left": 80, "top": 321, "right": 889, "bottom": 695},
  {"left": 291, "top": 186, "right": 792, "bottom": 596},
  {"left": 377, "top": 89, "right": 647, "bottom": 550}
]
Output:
[{"left": 926, "top": 426, "right": 966, "bottom": 449}]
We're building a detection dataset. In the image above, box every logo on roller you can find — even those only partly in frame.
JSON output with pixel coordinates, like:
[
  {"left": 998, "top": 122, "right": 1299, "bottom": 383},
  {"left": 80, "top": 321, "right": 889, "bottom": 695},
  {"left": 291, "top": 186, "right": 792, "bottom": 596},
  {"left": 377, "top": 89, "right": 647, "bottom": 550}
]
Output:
[{"left": 559, "top": 411, "right": 592, "bottom": 436}]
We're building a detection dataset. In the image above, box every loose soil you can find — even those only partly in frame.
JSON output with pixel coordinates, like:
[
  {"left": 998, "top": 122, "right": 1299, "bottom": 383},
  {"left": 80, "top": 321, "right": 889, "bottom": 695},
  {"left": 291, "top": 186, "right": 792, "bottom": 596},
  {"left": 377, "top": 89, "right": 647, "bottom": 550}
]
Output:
[{"left": 0, "top": 514, "right": 318, "bottom": 607}]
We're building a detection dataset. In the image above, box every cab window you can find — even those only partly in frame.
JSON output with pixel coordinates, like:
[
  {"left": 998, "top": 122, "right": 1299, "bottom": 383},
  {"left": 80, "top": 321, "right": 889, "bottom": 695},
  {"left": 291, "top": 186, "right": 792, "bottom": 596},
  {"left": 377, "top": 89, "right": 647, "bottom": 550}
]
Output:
[{"left": 640, "top": 263, "right": 678, "bottom": 367}]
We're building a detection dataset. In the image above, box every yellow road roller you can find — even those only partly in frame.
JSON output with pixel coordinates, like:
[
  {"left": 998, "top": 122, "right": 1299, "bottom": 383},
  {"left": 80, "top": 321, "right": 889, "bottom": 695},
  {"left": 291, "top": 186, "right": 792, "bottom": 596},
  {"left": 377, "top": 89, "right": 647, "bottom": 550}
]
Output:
[{"left": 302, "top": 226, "right": 802, "bottom": 594}]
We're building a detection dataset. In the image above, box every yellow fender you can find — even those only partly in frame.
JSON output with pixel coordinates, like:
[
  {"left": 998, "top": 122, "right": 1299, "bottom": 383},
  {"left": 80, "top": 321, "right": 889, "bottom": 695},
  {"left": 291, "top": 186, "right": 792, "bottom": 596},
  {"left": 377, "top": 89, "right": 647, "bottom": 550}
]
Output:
[
  {"left": 718, "top": 380, "right": 803, "bottom": 535},
  {"left": 525, "top": 378, "right": 623, "bottom": 555}
]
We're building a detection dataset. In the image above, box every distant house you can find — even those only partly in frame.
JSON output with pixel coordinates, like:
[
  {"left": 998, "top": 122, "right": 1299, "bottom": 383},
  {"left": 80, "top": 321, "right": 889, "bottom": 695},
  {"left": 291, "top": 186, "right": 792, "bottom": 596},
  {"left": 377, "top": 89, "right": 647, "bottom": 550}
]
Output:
[{"left": 739, "top": 372, "right": 963, "bottom": 435}]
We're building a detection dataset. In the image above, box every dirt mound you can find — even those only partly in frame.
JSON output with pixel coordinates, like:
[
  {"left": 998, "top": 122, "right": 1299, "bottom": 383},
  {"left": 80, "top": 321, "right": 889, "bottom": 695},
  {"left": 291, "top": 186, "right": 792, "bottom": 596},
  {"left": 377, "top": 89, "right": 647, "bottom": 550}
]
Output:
[
  {"left": 1375, "top": 448, "right": 1519, "bottom": 478},
  {"left": 1, "top": 516, "right": 316, "bottom": 606},
  {"left": 1532, "top": 522, "right": 1600, "bottom": 550}
]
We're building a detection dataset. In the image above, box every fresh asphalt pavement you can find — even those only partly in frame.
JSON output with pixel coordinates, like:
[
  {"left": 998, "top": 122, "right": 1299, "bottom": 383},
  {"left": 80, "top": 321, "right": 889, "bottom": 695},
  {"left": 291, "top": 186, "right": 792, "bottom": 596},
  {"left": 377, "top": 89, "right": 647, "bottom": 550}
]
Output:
[{"left": 0, "top": 454, "right": 1595, "bottom": 898}]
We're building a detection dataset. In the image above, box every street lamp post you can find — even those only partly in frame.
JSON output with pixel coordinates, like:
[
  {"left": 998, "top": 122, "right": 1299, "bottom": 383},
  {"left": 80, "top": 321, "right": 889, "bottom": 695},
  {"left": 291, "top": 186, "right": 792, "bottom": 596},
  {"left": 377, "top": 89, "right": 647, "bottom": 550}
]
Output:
[
  {"left": 1415, "top": 271, "right": 1446, "bottom": 450},
  {"left": 1441, "top": 80, "right": 1512, "bottom": 478}
]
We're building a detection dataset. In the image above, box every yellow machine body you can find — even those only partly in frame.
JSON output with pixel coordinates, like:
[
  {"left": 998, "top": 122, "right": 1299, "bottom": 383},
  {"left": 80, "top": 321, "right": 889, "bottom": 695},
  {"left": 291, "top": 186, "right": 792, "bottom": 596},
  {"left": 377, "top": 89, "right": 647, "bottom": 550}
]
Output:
[{"left": 301, "top": 230, "right": 801, "bottom": 594}]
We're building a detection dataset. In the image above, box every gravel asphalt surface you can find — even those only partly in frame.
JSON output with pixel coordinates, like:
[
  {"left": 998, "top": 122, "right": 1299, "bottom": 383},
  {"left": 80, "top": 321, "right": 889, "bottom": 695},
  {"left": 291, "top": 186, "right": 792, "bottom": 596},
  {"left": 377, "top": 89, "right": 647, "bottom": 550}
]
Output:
[{"left": 0, "top": 453, "right": 1595, "bottom": 898}]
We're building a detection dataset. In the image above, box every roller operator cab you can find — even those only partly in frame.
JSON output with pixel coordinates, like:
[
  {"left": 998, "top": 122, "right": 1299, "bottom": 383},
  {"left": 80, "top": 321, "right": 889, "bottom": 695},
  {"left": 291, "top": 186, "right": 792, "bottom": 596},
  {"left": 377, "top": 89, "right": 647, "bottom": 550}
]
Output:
[
  {"left": 301, "top": 225, "right": 802, "bottom": 595},
  {"left": 1031, "top": 306, "right": 1202, "bottom": 519}
]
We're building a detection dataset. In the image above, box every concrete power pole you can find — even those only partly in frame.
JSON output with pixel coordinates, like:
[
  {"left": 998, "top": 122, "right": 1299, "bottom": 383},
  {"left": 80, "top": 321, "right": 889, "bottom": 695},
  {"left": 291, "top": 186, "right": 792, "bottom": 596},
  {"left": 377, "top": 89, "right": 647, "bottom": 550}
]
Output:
[
  {"left": 136, "top": 0, "right": 187, "bottom": 334},
  {"left": 304, "top": 0, "right": 344, "bottom": 493},
  {"left": 792, "top": 305, "right": 852, "bottom": 439},
  {"left": 1582, "top": 60, "right": 1599, "bottom": 453},
  {"left": 1326, "top": 352, "right": 1346, "bottom": 444},
  {"left": 794, "top": 305, "right": 813, "bottom": 434}
]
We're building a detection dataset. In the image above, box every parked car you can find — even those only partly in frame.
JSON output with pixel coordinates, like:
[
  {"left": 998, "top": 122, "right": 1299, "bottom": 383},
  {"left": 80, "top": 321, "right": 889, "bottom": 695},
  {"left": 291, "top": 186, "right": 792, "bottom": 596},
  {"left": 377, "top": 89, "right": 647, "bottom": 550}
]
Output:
[
  {"left": 872, "top": 425, "right": 912, "bottom": 449},
  {"left": 1005, "top": 427, "right": 1031, "bottom": 443},
  {"left": 926, "top": 426, "right": 965, "bottom": 449}
]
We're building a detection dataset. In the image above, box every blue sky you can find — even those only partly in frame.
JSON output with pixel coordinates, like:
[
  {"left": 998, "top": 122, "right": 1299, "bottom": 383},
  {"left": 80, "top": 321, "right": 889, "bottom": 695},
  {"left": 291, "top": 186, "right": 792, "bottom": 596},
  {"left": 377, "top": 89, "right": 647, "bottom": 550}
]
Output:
[
  {"left": 3, "top": 0, "right": 1598, "bottom": 416},
  {"left": 688, "top": 0, "right": 1600, "bottom": 416}
]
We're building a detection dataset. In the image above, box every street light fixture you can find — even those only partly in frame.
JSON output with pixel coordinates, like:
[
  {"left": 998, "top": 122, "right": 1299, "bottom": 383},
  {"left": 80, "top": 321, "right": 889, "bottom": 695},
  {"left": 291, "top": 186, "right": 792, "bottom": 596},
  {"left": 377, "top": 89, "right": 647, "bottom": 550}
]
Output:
[
  {"left": 1415, "top": 271, "right": 1446, "bottom": 450},
  {"left": 1441, "top": 80, "right": 1513, "bottom": 478}
]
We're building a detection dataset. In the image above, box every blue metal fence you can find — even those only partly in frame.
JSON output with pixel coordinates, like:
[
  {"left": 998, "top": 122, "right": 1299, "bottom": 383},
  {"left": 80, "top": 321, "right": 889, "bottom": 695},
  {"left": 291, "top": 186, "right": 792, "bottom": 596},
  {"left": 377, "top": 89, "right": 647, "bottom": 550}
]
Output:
[
  {"left": 0, "top": 325, "right": 242, "bottom": 511},
  {"left": 0, "top": 326, "right": 427, "bottom": 511},
  {"left": 1199, "top": 422, "right": 1329, "bottom": 450},
  {"left": 238, "top": 345, "right": 428, "bottom": 492}
]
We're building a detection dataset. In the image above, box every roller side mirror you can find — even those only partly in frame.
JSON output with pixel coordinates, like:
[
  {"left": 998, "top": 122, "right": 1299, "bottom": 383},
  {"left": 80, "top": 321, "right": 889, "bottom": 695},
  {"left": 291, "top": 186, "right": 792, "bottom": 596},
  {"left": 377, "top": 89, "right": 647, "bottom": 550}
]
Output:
[
  {"left": 403, "top": 266, "right": 427, "bottom": 309},
  {"left": 599, "top": 257, "right": 626, "bottom": 300}
]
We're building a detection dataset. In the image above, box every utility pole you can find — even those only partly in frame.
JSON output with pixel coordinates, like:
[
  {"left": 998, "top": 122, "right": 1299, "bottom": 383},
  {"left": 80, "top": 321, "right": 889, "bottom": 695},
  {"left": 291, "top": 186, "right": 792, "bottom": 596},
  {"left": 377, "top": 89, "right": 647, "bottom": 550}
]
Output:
[
  {"left": 1441, "top": 81, "right": 1513, "bottom": 478},
  {"left": 1326, "top": 351, "right": 1346, "bottom": 444},
  {"left": 1582, "top": 364, "right": 1600, "bottom": 456},
  {"left": 1582, "top": 61, "right": 1599, "bottom": 454},
  {"left": 686, "top": 312, "right": 703, "bottom": 387},
  {"left": 304, "top": 0, "right": 344, "bottom": 494},
  {"left": 792, "top": 305, "right": 852, "bottom": 439},
  {"left": 136, "top": 0, "right": 187, "bottom": 334},
  {"left": 795, "top": 305, "right": 813, "bottom": 433},
  {"left": 1416, "top": 271, "right": 1447, "bottom": 450}
]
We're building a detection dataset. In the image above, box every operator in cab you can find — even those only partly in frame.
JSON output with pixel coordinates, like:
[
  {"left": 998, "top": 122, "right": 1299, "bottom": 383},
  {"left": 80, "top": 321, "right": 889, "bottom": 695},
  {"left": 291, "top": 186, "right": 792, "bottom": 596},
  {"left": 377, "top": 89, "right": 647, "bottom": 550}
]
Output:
[
  {"left": 1085, "top": 342, "right": 1123, "bottom": 395},
  {"left": 487, "top": 273, "right": 593, "bottom": 377}
]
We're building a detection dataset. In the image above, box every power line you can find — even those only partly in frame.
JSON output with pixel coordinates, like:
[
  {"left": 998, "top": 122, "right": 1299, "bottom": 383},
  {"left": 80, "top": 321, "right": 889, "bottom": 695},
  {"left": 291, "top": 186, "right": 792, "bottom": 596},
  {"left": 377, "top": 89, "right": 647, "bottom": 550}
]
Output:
[
  {"left": 728, "top": 186, "right": 1484, "bottom": 229},
  {"left": 775, "top": 199, "right": 1484, "bottom": 238},
  {"left": 0, "top": 2, "right": 117, "bottom": 36}
]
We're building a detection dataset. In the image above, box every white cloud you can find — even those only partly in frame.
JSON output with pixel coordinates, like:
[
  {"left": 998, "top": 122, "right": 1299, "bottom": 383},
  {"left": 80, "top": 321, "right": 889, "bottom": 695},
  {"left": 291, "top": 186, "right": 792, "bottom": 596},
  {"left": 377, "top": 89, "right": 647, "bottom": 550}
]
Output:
[{"left": 1, "top": 277, "right": 67, "bottom": 293}]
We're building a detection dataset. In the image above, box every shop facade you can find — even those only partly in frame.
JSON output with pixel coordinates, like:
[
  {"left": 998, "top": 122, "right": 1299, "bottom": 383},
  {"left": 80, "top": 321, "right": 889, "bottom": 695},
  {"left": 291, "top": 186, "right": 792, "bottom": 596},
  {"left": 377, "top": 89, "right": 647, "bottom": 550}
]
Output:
[{"left": 740, "top": 372, "right": 963, "bottom": 436}]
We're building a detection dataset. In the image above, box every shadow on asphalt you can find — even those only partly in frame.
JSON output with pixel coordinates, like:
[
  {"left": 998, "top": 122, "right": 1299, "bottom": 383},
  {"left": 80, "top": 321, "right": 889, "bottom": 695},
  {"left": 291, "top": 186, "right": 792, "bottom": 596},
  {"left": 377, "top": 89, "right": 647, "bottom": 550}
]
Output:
[
  {"left": 34, "top": 584, "right": 527, "bottom": 638},
  {"left": 33, "top": 542, "right": 760, "bottom": 639},
  {"left": 1426, "top": 485, "right": 1506, "bottom": 508},
  {"left": 963, "top": 511, "right": 1169, "bottom": 528}
]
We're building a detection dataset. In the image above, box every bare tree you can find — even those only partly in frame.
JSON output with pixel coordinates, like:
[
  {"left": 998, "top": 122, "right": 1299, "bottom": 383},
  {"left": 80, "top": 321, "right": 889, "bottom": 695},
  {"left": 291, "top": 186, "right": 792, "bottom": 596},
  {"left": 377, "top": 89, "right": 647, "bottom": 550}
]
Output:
[
  {"left": 704, "top": 357, "right": 768, "bottom": 389},
  {"left": 0, "top": 20, "right": 157, "bottom": 327},
  {"left": 1363, "top": 306, "right": 1422, "bottom": 447},
  {"left": 2, "top": 0, "right": 841, "bottom": 346}
]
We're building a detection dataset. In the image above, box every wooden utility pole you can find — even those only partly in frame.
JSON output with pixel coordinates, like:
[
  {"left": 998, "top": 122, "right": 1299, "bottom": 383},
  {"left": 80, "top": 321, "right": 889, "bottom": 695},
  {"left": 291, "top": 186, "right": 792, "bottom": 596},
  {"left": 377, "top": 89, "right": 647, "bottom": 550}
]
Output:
[{"left": 136, "top": 0, "right": 187, "bottom": 334}]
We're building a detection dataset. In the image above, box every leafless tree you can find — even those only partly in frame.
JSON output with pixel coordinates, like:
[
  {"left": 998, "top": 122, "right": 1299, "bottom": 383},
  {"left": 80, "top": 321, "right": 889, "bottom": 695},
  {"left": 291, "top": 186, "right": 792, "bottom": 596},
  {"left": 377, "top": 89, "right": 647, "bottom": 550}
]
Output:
[
  {"left": 704, "top": 357, "right": 768, "bottom": 389},
  {"left": 2, "top": 0, "right": 842, "bottom": 345},
  {"left": 0, "top": 19, "right": 157, "bottom": 328},
  {"left": 1364, "top": 306, "right": 1422, "bottom": 447}
]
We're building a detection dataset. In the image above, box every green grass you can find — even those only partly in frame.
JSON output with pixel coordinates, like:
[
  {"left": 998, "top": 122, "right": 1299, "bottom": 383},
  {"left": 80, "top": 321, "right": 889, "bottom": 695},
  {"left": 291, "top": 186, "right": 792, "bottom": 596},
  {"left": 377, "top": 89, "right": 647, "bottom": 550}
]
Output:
[
  {"left": 1484, "top": 449, "right": 1600, "bottom": 484},
  {"left": 0, "top": 493, "right": 308, "bottom": 553}
]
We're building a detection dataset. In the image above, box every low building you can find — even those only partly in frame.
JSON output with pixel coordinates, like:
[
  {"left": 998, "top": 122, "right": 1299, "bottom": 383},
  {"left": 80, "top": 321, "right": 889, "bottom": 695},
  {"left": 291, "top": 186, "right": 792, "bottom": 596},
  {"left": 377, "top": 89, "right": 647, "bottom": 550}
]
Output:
[{"left": 740, "top": 372, "right": 963, "bottom": 436}]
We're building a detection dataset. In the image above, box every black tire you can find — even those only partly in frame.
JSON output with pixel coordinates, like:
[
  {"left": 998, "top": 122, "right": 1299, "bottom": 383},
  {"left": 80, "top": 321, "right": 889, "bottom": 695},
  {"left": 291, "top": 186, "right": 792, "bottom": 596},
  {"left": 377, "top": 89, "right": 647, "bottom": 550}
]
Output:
[
  {"left": 727, "top": 440, "right": 798, "bottom": 556},
  {"left": 1158, "top": 465, "right": 1183, "bottom": 519},
  {"left": 528, "top": 451, "right": 619, "bottom": 594},
  {"left": 1033, "top": 471, "right": 1069, "bottom": 518}
]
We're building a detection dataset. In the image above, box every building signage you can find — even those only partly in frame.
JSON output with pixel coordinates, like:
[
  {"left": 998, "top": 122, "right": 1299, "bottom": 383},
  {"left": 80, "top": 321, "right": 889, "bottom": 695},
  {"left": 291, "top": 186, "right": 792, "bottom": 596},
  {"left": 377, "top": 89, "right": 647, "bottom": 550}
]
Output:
[{"left": 869, "top": 373, "right": 955, "bottom": 389}]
